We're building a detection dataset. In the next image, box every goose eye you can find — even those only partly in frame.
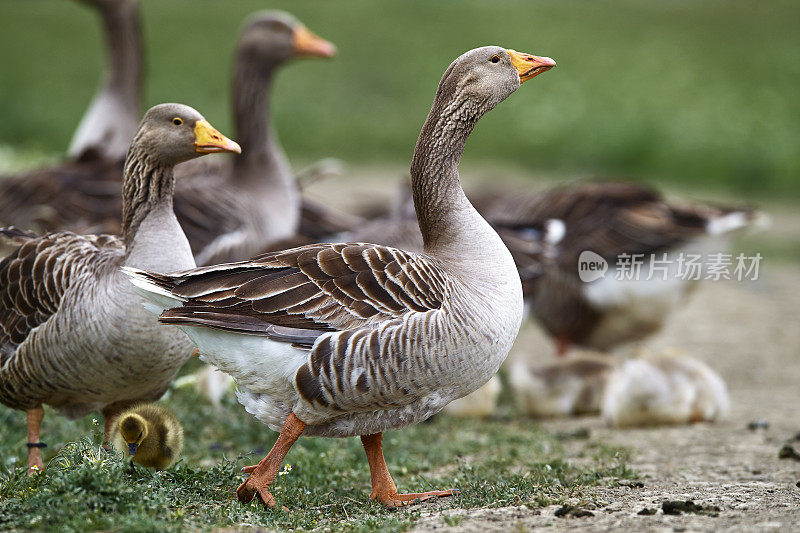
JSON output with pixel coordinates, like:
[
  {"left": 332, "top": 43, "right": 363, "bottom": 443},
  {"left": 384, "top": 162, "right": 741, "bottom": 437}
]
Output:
[
  {"left": 490, "top": 55, "right": 500, "bottom": 63},
  {"left": 172, "top": 117, "right": 183, "bottom": 126}
]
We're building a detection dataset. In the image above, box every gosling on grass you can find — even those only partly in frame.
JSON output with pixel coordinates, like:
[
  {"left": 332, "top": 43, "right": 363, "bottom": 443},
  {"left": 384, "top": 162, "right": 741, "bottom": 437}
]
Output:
[{"left": 110, "top": 404, "right": 184, "bottom": 470}]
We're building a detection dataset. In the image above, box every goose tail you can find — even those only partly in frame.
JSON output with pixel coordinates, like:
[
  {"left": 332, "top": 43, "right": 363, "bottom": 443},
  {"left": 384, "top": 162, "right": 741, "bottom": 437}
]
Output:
[
  {"left": 0, "top": 226, "right": 38, "bottom": 244},
  {"left": 121, "top": 266, "right": 187, "bottom": 315}
]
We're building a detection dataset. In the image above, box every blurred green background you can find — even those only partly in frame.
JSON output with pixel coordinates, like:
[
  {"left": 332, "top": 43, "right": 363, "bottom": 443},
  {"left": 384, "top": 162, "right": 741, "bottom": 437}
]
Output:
[{"left": 1, "top": 0, "right": 798, "bottom": 197}]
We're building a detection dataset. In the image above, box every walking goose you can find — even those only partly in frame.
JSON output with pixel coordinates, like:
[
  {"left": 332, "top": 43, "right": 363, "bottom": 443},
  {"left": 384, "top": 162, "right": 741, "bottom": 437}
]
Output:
[
  {"left": 482, "top": 181, "right": 765, "bottom": 354},
  {"left": 125, "top": 46, "right": 555, "bottom": 508},
  {"left": 0, "top": 0, "right": 142, "bottom": 236},
  {"left": 0, "top": 104, "right": 240, "bottom": 474},
  {"left": 174, "top": 11, "right": 337, "bottom": 265}
]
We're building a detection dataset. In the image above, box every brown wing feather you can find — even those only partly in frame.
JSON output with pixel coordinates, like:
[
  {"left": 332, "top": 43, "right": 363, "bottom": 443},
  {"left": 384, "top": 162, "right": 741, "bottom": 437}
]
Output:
[
  {"left": 154, "top": 243, "right": 447, "bottom": 337},
  {"left": 0, "top": 231, "right": 123, "bottom": 362}
]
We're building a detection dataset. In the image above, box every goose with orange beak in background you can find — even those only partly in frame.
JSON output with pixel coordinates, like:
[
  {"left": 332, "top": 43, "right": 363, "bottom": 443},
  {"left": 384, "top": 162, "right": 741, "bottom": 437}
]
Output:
[
  {"left": 126, "top": 47, "right": 555, "bottom": 508},
  {"left": 0, "top": 104, "right": 240, "bottom": 474},
  {"left": 173, "top": 11, "right": 342, "bottom": 265}
]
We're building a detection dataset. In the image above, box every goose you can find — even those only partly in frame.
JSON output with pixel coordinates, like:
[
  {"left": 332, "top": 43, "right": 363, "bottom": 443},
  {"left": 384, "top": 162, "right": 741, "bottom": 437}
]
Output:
[
  {"left": 0, "top": 103, "right": 240, "bottom": 474},
  {"left": 173, "top": 11, "right": 337, "bottom": 265},
  {"left": 602, "top": 348, "right": 729, "bottom": 427},
  {"left": 508, "top": 347, "right": 728, "bottom": 424},
  {"left": 0, "top": 0, "right": 142, "bottom": 236},
  {"left": 125, "top": 46, "right": 555, "bottom": 508},
  {"left": 482, "top": 181, "right": 767, "bottom": 355},
  {"left": 509, "top": 354, "right": 613, "bottom": 418},
  {"left": 109, "top": 403, "right": 184, "bottom": 470},
  {"left": 68, "top": 0, "right": 142, "bottom": 161}
]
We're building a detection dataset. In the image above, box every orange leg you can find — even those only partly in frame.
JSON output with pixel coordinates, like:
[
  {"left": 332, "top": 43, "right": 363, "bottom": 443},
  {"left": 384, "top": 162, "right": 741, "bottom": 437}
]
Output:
[
  {"left": 237, "top": 412, "right": 306, "bottom": 508},
  {"left": 26, "top": 406, "right": 45, "bottom": 475},
  {"left": 361, "top": 432, "right": 457, "bottom": 507}
]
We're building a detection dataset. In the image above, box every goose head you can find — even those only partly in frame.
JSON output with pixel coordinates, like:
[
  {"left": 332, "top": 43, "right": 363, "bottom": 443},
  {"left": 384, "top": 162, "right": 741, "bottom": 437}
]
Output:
[
  {"left": 237, "top": 11, "right": 336, "bottom": 71},
  {"left": 132, "top": 103, "right": 241, "bottom": 166},
  {"left": 117, "top": 412, "right": 149, "bottom": 457},
  {"left": 437, "top": 46, "right": 555, "bottom": 115}
]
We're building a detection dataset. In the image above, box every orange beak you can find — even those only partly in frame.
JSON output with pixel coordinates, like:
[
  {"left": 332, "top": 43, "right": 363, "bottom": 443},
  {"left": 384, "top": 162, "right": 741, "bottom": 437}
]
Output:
[
  {"left": 505, "top": 50, "right": 556, "bottom": 82},
  {"left": 194, "top": 120, "right": 241, "bottom": 154},
  {"left": 292, "top": 25, "right": 336, "bottom": 58}
]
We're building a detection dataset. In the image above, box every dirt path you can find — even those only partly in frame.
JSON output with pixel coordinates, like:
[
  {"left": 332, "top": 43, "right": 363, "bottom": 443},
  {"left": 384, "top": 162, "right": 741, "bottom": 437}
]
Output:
[{"left": 410, "top": 264, "right": 800, "bottom": 531}]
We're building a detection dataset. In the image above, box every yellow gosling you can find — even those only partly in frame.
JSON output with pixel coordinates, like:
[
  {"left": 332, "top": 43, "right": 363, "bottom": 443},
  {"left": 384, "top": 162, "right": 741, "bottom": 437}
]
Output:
[{"left": 110, "top": 404, "right": 184, "bottom": 470}]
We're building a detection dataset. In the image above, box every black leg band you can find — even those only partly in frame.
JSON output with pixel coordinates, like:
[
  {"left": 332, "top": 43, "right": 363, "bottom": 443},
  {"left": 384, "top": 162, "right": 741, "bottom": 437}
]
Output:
[{"left": 26, "top": 442, "right": 47, "bottom": 448}]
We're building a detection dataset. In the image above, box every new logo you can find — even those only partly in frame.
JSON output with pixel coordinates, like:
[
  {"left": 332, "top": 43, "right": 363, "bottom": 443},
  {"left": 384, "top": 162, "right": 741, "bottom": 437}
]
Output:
[{"left": 578, "top": 250, "right": 608, "bottom": 282}]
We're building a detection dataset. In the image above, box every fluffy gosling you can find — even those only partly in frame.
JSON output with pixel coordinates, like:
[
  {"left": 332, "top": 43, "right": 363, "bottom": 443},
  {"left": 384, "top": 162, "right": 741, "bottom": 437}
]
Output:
[
  {"left": 602, "top": 349, "right": 729, "bottom": 427},
  {"left": 509, "top": 354, "right": 613, "bottom": 418},
  {"left": 110, "top": 404, "right": 184, "bottom": 470}
]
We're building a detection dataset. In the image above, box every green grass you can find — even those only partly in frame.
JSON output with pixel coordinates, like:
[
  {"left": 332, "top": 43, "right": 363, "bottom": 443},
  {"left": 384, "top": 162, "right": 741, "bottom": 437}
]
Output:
[
  {"left": 0, "top": 364, "right": 635, "bottom": 531},
  {"left": 0, "top": 0, "right": 798, "bottom": 197}
]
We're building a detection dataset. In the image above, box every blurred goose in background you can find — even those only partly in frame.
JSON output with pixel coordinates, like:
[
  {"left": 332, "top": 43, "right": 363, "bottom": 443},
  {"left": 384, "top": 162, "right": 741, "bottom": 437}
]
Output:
[
  {"left": 0, "top": 0, "right": 142, "bottom": 236},
  {"left": 174, "top": 11, "right": 339, "bottom": 265},
  {"left": 109, "top": 403, "right": 184, "bottom": 470},
  {"left": 68, "top": 0, "right": 142, "bottom": 161},
  {"left": 335, "top": 180, "right": 425, "bottom": 251},
  {"left": 0, "top": 104, "right": 240, "bottom": 473},
  {"left": 602, "top": 348, "right": 729, "bottom": 427},
  {"left": 509, "top": 354, "right": 612, "bottom": 418},
  {"left": 508, "top": 347, "right": 729, "bottom": 425},
  {"left": 173, "top": 363, "right": 237, "bottom": 409},
  {"left": 481, "top": 181, "right": 767, "bottom": 355},
  {"left": 442, "top": 376, "right": 501, "bottom": 418},
  {"left": 125, "top": 46, "right": 554, "bottom": 507}
]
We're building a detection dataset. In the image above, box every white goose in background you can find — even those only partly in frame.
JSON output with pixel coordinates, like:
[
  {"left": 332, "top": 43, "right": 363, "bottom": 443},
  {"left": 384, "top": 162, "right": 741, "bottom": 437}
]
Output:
[
  {"left": 0, "top": 104, "right": 240, "bottom": 474},
  {"left": 126, "top": 46, "right": 555, "bottom": 508},
  {"left": 509, "top": 353, "right": 613, "bottom": 418}
]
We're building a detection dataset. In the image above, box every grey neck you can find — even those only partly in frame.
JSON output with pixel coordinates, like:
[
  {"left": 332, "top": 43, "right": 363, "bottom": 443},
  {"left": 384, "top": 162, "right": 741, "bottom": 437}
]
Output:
[
  {"left": 231, "top": 57, "right": 292, "bottom": 189},
  {"left": 410, "top": 88, "right": 483, "bottom": 251},
  {"left": 101, "top": 0, "right": 142, "bottom": 106},
  {"left": 121, "top": 145, "right": 176, "bottom": 251},
  {"left": 67, "top": 0, "right": 142, "bottom": 160}
]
